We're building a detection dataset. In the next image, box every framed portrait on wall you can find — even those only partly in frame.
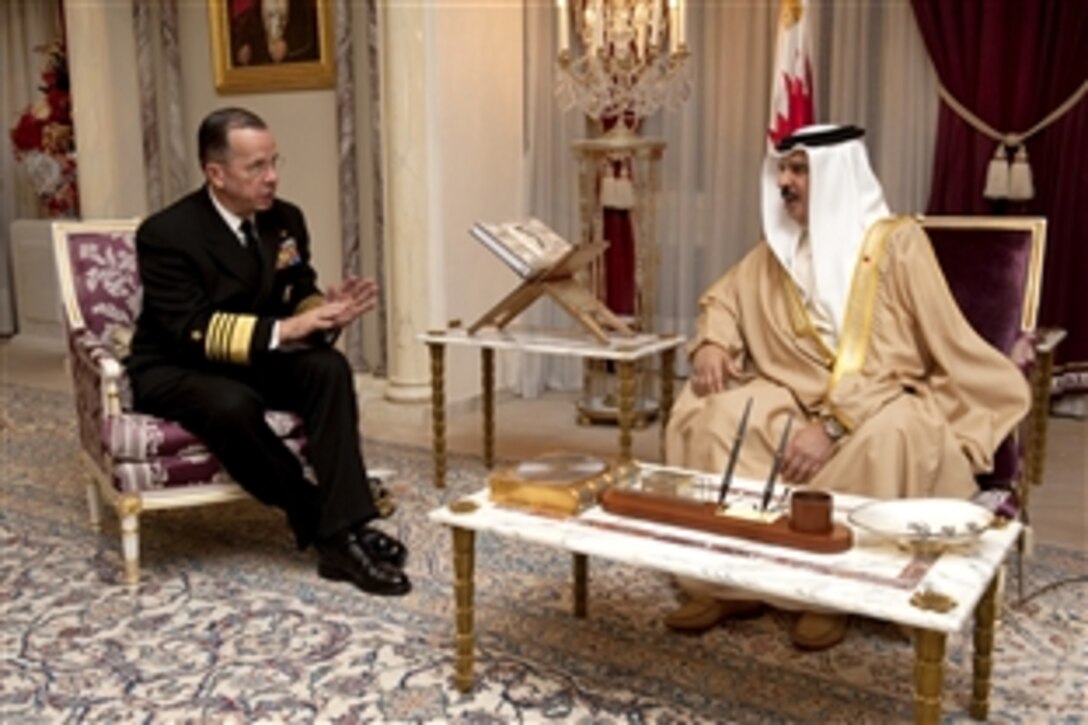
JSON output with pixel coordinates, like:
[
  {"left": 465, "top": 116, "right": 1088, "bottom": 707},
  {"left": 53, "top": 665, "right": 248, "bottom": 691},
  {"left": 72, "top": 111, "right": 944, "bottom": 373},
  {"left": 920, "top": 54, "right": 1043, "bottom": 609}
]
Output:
[{"left": 208, "top": 0, "right": 335, "bottom": 93}]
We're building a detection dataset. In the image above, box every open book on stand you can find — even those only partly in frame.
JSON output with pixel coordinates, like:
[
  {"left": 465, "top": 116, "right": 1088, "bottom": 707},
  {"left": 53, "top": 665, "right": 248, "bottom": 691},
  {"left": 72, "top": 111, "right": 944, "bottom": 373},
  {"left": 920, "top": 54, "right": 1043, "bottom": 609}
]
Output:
[
  {"left": 471, "top": 218, "right": 573, "bottom": 279},
  {"left": 468, "top": 217, "right": 633, "bottom": 343}
]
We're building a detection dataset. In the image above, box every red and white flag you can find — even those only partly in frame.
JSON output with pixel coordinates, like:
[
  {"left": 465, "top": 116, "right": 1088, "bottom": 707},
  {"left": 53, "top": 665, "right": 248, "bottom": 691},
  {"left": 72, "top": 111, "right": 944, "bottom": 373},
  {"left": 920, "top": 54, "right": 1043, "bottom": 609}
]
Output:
[{"left": 767, "top": 0, "right": 816, "bottom": 147}]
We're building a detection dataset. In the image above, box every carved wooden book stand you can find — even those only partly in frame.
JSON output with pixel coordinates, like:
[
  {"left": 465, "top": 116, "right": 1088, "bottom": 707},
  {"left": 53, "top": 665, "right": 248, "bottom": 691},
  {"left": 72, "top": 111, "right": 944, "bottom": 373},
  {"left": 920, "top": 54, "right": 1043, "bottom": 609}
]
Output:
[{"left": 469, "top": 241, "right": 634, "bottom": 343}]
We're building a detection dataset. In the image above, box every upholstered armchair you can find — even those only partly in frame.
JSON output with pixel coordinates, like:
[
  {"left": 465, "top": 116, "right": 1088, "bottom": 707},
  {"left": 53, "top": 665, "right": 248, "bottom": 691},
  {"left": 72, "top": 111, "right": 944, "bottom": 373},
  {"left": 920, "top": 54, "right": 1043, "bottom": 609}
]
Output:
[
  {"left": 53, "top": 220, "right": 393, "bottom": 584},
  {"left": 918, "top": 215, "right": 1064, "bottom": 593}
]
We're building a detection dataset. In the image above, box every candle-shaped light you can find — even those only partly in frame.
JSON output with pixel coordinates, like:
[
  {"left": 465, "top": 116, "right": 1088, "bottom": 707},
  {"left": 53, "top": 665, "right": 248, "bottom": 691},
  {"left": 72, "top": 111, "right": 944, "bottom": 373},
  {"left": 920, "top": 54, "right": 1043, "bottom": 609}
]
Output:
[
  {"left": 634, "top": 1, "right": 649, "bottom": 59},
  {"left": 595, "top": 0, "right": 605, "bottom": 53},
  {"left": 585, "top": 4, "right": 598, "bottom": 56},
  {"left": 677, "top": 0, "right": 686, "bottom": 49},
  {"left": 668, "top": 0, "right": 679, "bottom": 53},
  {"left": 650, "top": 0, "right": 662, "bottom": 48},
  {"left": 556, "top": 0, "right": 570, "bottom": 53}
]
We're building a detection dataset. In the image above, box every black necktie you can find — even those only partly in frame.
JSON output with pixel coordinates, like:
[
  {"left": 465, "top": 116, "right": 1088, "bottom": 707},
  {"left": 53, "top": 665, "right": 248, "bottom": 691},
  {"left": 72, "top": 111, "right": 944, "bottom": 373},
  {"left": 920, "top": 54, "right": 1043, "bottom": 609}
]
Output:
[{"left": 239, "top": 219, "right": 263, "bottom": 270}]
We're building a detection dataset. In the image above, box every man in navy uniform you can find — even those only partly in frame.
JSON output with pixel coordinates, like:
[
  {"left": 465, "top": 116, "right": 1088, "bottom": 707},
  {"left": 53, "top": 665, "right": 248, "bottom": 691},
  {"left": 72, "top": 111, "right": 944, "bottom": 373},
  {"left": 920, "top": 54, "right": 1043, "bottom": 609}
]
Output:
[{"left": 127, "top": 107, "right": 409, "bottom": 596}]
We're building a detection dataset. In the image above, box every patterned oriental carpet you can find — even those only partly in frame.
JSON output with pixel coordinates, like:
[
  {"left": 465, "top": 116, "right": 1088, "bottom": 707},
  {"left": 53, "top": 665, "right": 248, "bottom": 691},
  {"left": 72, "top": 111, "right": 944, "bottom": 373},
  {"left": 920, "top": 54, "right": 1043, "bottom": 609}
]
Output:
[{"left": 1, "top": 383, "right": 1085, "bottom": 723}]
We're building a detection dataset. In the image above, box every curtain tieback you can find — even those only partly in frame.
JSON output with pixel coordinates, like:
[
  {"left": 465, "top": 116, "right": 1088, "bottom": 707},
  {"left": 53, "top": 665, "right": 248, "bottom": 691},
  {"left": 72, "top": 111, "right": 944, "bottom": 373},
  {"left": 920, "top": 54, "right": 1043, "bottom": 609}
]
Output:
[
  {"left": 937, "top": 81, "right": 1088, "bottom": 201},
  {"left": 601, "top": 162, "right": 636, "bottom": 210}
]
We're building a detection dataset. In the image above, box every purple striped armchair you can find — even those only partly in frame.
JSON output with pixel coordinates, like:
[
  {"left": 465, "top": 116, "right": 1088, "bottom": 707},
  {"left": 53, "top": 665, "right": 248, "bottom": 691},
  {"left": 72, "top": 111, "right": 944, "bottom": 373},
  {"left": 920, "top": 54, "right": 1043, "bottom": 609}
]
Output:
[{"left": 52, "top": 220, "right": 392, "bottom": 584}]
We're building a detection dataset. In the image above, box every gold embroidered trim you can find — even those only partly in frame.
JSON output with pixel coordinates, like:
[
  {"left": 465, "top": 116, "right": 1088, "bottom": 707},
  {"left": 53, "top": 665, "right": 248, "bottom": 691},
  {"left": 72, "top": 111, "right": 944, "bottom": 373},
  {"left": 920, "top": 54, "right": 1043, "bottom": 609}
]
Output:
[
  {"left": 780, "top": 261, "right": 836, "bottom": 366},
  {"left": 229, "top": 315, "right": 257, "bottom": 364},
  {"left": 205, "top": 313, "right": 226, "bottom": 361},
  {"left": 829, "top": 217, "right": 909, "bottom": 394},
  {"left": 295, "top": 293, "right": 325, "bottom": 315},
  {"left": 205, "top": 312, "right": 257, "bottom": 364}
]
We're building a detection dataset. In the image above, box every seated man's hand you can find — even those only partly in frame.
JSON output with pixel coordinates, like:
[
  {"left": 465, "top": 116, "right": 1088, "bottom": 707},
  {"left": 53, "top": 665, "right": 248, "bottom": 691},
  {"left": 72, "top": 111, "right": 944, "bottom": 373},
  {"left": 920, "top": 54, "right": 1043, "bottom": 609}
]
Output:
[
  {"left": 325, "top": 276, "right": 379, "bottom": 327},
  {"left": 690, "top": 343, "right": 751, "bottom": 397},
  {"left": 279, "top": 300, "right": 353, "bottom": 343},
  {"left": 780, "top": 421, "right": 836, "bottom": 484}
]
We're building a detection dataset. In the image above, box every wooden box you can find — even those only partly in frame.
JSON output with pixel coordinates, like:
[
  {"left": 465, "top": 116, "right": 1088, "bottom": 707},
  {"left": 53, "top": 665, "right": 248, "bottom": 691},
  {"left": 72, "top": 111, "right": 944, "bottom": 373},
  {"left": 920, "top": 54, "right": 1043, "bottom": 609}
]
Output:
[{"left": 600, "top": 468, "right": 852, "bottom": 554}]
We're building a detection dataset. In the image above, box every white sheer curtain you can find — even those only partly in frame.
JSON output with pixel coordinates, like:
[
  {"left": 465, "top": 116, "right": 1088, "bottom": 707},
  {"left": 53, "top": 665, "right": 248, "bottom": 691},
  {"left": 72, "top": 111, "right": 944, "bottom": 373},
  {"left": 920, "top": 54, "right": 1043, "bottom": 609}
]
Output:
[
  {"left": 0, "top": 0, "right": 63, "bottom": 335},
  {"left": 815, "top": 0, "right": 937, "bottom": 217},
  {"left": 518, "top": 0, "right": 590, "bottom": 396},
  {"left": 520, "top": 0, "right": 936, "bottom": 392}
]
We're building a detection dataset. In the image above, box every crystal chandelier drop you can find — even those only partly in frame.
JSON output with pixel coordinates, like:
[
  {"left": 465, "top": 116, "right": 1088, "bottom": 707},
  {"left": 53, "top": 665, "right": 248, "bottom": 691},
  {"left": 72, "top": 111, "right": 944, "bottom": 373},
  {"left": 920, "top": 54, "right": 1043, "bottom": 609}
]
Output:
[{"left": 555, "top": 0, "right": 692, "bottom": 126}]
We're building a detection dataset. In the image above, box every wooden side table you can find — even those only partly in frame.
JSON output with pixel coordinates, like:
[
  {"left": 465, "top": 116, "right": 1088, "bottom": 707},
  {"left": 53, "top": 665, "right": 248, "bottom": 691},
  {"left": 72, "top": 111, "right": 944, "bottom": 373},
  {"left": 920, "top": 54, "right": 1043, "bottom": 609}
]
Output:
[{"left": 419, "top": 328, "right": 684, "bottom": 487}]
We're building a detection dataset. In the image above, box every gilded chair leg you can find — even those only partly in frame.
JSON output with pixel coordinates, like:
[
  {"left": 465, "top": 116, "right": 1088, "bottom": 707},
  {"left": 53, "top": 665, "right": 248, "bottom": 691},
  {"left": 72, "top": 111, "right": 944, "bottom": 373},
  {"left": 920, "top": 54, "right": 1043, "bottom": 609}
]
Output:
[
  {"left": 428, "top": 342, "right": 447, "bottom": 488},
  {"left": 452, "top": 527, "right": 476, "bottom": 693},
  {"left": 118, "top": 495, "right": 142, "bottom": 585},
  {"left": 85, "top": 480, "right": 103, "bottom": 530},
  {"left": 913, "top": 628, "right": 946, "bottom": 725},
  {"left": 970, "top": 573, "right": 1000, "bottom": 720}
]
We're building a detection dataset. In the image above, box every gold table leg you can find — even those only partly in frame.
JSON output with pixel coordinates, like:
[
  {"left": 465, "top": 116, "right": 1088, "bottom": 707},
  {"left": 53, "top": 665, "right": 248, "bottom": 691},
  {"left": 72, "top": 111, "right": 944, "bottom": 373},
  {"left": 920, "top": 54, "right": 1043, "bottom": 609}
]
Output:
[
  {"left": 428, "top": 342, "right": 447, "bottom": 488},
  {"left": 572, "top": 553, "right": 588, "bottom": 618},
  {"left": 481, "top": 348, "right": 495, "bottom": 469},
  {"left": 970, "top": 574, "right": 1000, "bottom": 720},
  {"left": 913, "top": 628, "right": 946, "bottom": 725},
  {"left": 452, "top": 526, "right": 476, "bottom": 692},
  {"left": 617, "top": 360, "right": 635, "bottom": 462},
  {"left": 658, "top": 347, "right": 676, "bottom": 461}
]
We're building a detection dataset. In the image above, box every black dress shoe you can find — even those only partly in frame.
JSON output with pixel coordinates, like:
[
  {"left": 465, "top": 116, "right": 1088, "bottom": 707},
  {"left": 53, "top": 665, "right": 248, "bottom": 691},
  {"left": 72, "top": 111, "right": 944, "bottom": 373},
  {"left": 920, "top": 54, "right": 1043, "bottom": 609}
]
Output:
[
  {"left": 316, "top": 532, "right": 411, "bottom": 596},
  {"left": 353, "top": 525, "right": 408, "bottom": 569}
]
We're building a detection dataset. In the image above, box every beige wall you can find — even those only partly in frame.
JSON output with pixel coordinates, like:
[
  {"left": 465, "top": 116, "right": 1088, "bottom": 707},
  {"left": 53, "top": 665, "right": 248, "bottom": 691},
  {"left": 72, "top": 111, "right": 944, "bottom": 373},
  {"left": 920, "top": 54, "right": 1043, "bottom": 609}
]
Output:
[{"left": 425, "top": 2, "right": 526, "bottom": 400}]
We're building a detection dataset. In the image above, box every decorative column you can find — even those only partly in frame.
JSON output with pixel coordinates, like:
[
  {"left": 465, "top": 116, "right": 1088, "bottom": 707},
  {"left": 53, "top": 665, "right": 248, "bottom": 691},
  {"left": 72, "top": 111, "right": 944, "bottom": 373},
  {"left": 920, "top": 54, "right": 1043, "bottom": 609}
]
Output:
[
  {"left": 65, "top": 0, "right": 148, "bottom": 218},
  {"left": 380, "top": 1, "right": 433, "bottom": 403}
]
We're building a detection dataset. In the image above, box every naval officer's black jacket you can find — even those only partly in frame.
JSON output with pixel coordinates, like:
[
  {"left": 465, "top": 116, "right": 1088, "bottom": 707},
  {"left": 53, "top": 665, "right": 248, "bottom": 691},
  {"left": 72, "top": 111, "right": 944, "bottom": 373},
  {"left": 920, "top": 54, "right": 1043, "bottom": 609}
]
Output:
[{"left": 127, "top": 186, "right": 327, "bottom": 378}]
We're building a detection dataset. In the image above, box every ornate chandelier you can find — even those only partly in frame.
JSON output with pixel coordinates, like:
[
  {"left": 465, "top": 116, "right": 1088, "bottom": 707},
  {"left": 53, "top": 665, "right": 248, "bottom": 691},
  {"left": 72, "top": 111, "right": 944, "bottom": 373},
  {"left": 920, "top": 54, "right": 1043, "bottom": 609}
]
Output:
[{"left": 555, "top": 0, "right": 692, "bottom": 126}]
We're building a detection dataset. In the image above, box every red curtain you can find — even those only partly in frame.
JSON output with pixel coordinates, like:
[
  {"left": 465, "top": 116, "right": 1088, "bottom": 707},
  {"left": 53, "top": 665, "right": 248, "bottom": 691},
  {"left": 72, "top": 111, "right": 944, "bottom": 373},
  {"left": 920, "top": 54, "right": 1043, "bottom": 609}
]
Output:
[
  {"left": 599, "top": 113, "right": 640, "bottom": 319},
  {"left": 911, "top": 0, "right": 1088, "bottom": 398}
]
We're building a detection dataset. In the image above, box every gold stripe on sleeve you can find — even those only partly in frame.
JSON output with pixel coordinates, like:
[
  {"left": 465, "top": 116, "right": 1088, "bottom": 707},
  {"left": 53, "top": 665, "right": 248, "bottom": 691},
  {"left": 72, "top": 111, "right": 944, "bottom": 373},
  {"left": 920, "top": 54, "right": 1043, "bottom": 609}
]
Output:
[
  {"left": 204, "top": 312, "right": 258, "bottom": 364},
  {"left": 228, "top": 314, "right": 258, "bottom": 364},
  {"left": 205, "top": 313, "right": 226, "bottom": 361}
]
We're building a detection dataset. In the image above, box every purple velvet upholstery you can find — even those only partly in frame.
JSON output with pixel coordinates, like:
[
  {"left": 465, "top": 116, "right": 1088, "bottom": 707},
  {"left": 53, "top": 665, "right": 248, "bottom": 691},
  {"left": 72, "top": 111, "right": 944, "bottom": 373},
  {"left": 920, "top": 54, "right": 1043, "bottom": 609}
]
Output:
[
  {"left": 925, "top": 225, "right": 1035, "bottom": 489},
  {"left": 58, "top": 226, "right": 306, "bottom": 495},
  {"left": 926, "top": 228, "right": 1033, "bottom": 356}
]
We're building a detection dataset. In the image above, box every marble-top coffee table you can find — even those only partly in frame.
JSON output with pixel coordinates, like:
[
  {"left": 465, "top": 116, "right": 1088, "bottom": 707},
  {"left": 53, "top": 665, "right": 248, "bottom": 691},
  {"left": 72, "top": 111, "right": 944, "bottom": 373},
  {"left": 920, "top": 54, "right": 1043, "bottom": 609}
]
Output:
[{"left": 428, "top": 466, "right": 1020, "bottom": 723}]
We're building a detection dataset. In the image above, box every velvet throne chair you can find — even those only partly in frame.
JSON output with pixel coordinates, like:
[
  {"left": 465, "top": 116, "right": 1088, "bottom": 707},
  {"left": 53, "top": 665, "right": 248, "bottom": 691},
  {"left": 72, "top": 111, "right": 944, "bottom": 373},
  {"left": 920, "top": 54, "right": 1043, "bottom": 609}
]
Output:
[{"left": 918, "top": 215, "right": 1064, "bottom": 596}]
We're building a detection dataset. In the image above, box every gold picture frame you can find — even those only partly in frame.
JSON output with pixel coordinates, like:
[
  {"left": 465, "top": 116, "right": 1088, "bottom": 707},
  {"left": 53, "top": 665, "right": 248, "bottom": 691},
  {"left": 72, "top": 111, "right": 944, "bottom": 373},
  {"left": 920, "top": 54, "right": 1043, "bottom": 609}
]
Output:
[{"left": 208, "top": 0, "right": 335, "bottom": 94}]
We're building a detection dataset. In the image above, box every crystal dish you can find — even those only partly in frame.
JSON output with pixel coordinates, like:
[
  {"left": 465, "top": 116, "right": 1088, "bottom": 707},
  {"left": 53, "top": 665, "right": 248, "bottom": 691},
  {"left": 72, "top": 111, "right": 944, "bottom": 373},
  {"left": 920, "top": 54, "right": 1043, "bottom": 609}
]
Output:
[{"left": 848, "top": 498, "right": 994, "bottom": 552}]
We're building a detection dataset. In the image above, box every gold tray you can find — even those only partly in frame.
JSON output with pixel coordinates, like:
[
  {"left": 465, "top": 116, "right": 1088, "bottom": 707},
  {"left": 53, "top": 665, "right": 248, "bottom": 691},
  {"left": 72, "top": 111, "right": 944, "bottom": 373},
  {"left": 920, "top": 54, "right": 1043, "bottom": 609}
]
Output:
[{"left": 488, "top": 453, "right": 615, "bottom": 516}]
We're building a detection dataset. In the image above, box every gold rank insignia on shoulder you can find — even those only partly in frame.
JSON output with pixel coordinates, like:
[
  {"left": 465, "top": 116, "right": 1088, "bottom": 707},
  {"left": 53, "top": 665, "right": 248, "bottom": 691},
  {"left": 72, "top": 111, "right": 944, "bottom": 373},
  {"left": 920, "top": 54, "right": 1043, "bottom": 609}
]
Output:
[
  {"left": 276, "top": 238, "right": 301, "bottom": 270},
  {"left": 205, "top": 312, "right": 257, "bottom": 364},
  {"left": 190, "top": 329, "right": 203, "bottom": 341}
]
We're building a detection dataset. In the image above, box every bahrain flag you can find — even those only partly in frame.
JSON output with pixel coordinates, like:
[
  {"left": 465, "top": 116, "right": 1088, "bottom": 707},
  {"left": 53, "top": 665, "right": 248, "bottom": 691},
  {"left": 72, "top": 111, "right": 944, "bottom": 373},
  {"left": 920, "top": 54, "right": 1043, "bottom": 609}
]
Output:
[{"left": 767, "top": 0, "right": 816, "bottom": 147}]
